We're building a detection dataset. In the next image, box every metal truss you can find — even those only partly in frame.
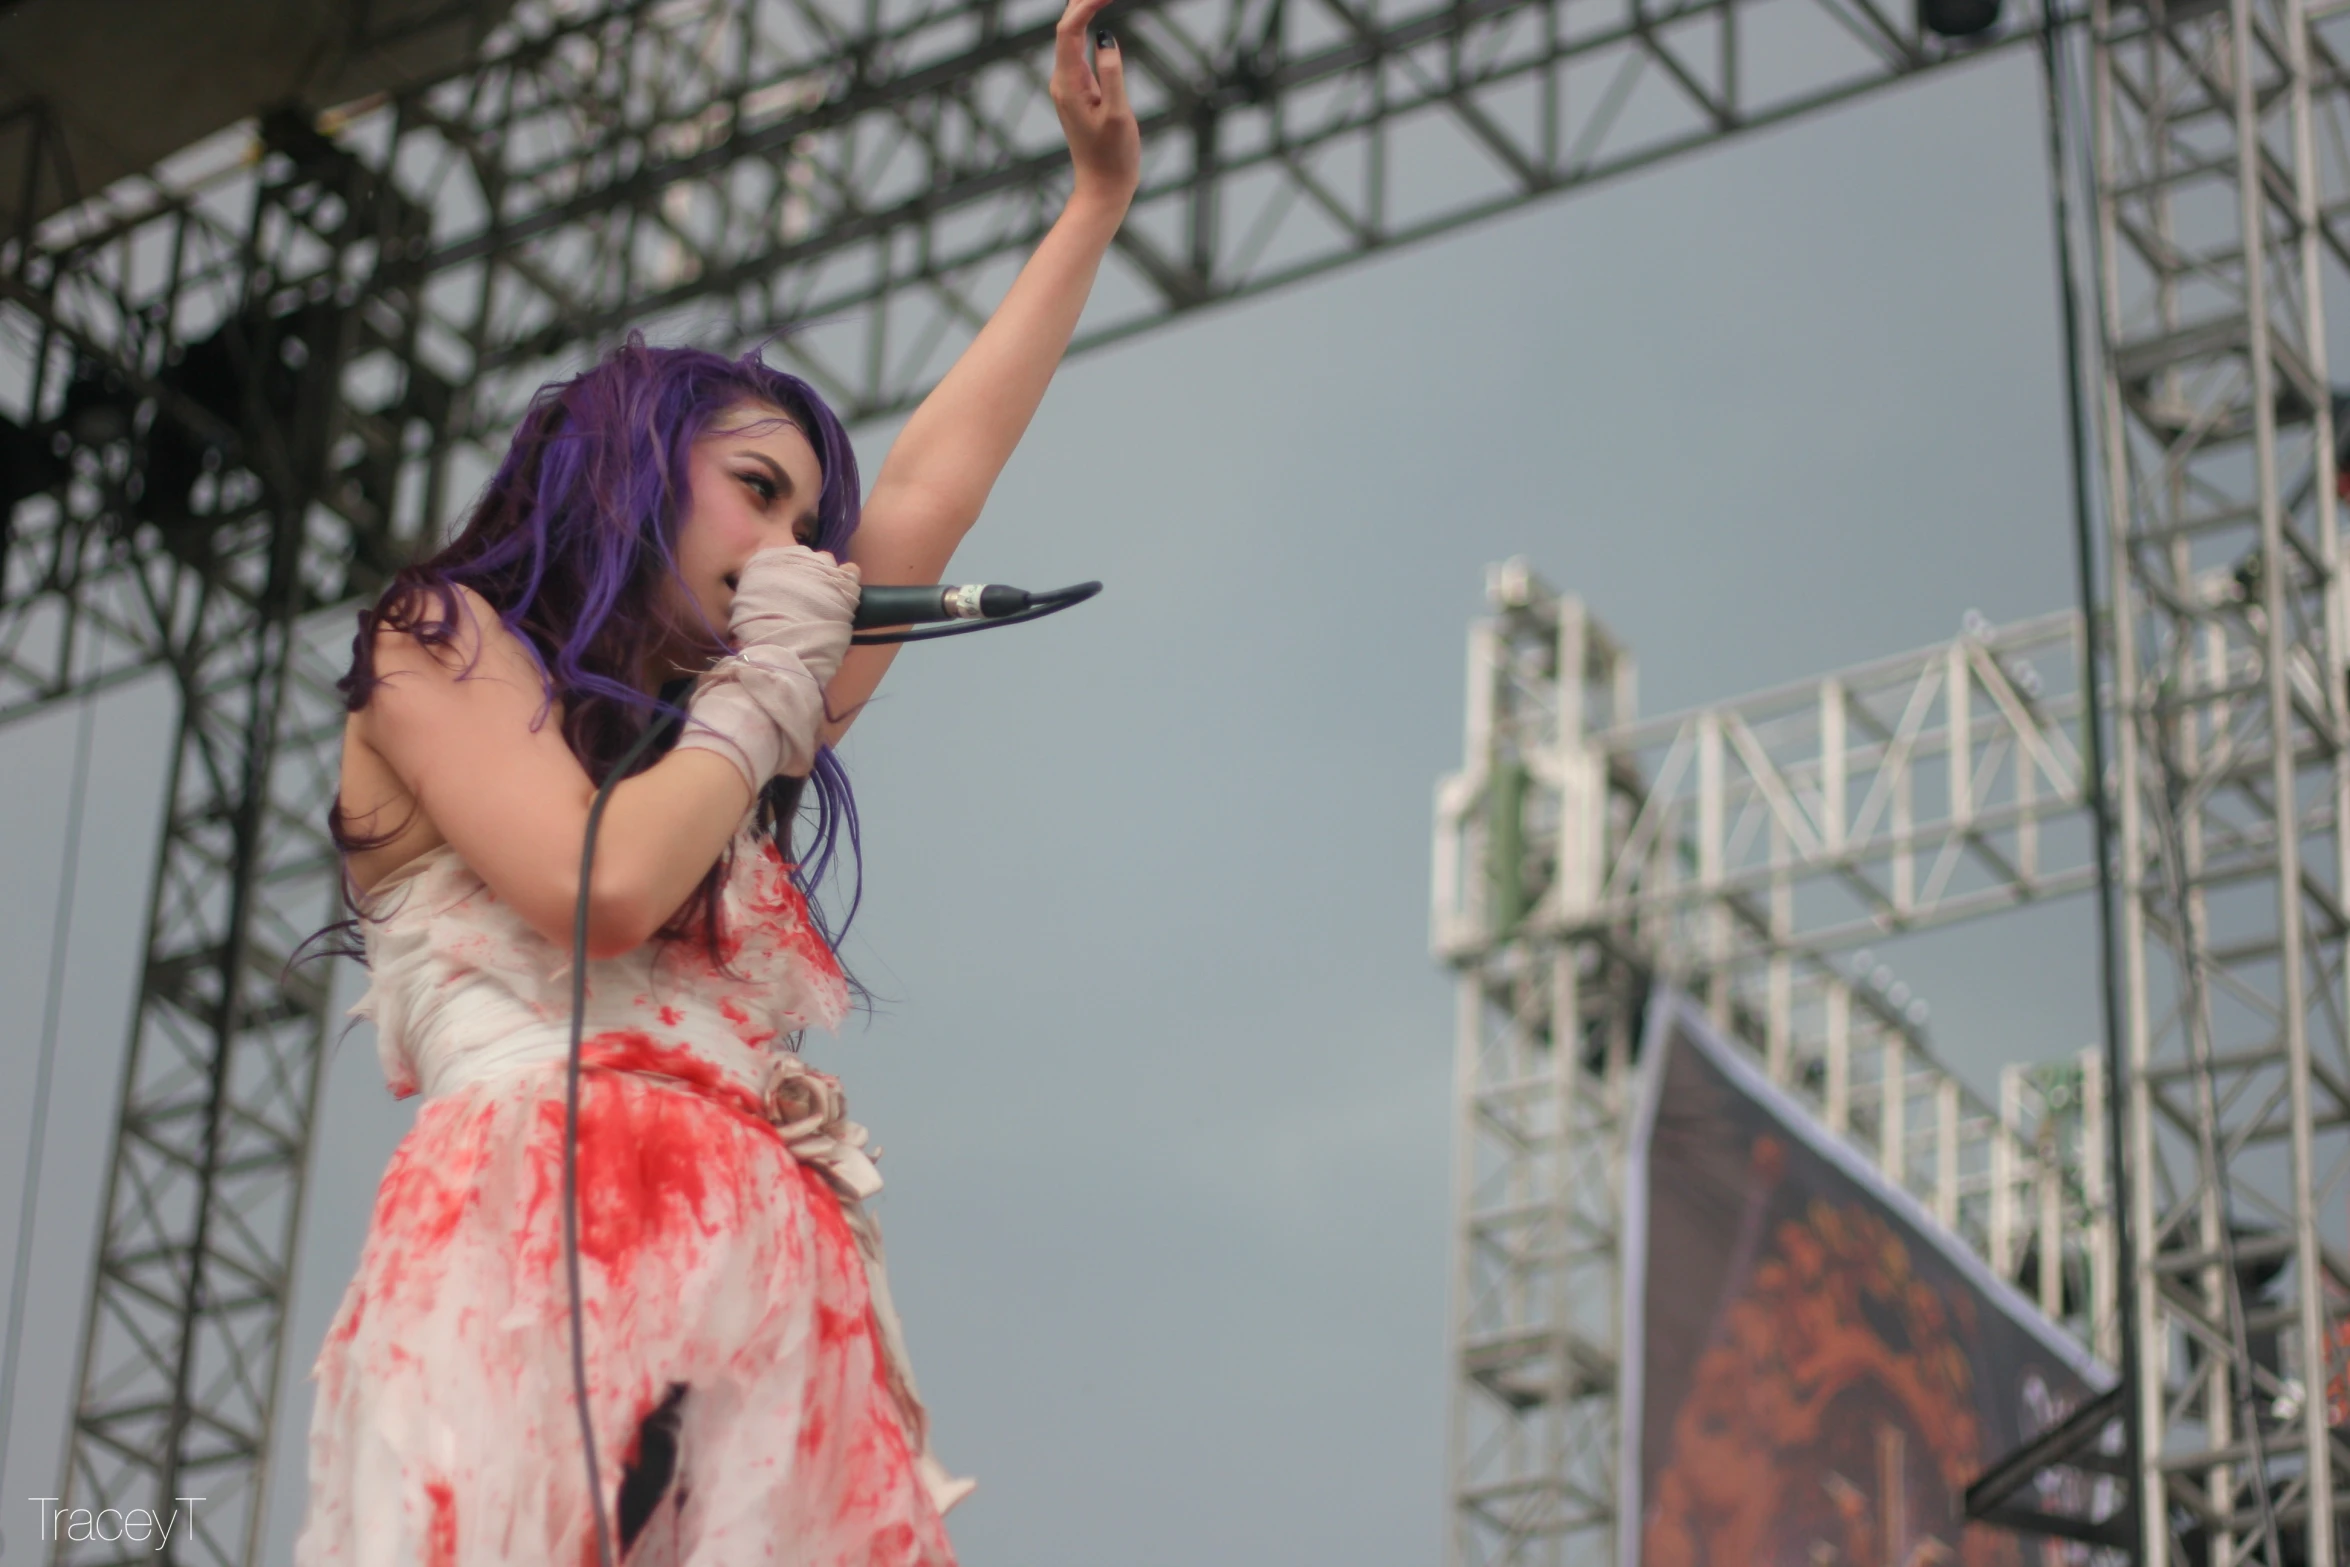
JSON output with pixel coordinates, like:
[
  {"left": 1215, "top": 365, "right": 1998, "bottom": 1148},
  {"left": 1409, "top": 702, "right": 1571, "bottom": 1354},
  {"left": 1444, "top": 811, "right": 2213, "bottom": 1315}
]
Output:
[
  {"left": 1430, "top": 561, "right": 2113, "bottom": 1567},
  {"left": 1434, "top": 3, "right": 2350, "bottom": 1558},
  {"left": 392, "top": 0, "right": 2037, "bottom": 432},
  {"left": 2, "top": 107, "right": 448, "bottom": 1565},
  {"left": 1, "top": 0, "right": 2041, "bottom": 724},
  {"left": 2089, "top": 0, "right": 2350, "bottom": 1558},
  {"left": 0, "top": 0, "right": 2053, "bottom": 1556},
  {"left": 2005, "top": 1048, "right": 2125, "bottom": 1364},
  {"left": 1455, "top": 591, "right": 2103, "bottom": 970}
]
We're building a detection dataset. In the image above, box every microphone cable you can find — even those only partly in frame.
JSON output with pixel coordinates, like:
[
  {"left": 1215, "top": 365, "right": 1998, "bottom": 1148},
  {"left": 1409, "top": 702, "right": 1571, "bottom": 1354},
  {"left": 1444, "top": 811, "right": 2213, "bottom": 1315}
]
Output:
[
  {"left": 567, "top": 710, "right": 669, "bottom": 1567},
  {"left": 564, "top": 577, "right": 1096, "bottom": 1567}
]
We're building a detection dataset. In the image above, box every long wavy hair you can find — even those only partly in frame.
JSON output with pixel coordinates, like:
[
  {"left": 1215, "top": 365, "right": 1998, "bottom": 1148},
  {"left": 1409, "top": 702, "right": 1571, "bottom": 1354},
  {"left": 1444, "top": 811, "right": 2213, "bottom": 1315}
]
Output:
[{"left": 295, "top": 334, "right": 865, "bottom": 990}]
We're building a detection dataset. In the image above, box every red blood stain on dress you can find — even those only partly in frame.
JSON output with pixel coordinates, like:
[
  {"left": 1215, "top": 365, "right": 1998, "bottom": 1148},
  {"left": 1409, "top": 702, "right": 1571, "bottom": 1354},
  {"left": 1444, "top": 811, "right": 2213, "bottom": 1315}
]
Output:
[
  {"left": 326, "top": 1294, "right": 365, "bottom": 1347},
  {"left": 745, "top": 843, "right": 846, "bottom": 984},
  {"left": 516, "top": 1031, "right": 779, "bottom": 1277},
  {"left": 424, "top": 1479, "right": 456, "bottom": 1567},
  {"left": 834, "top": 1405, "right": 920, "bottom": 1530},
  {"left": 579, "top": 1030, "right": 765, "bottom": 1119},
  {"left": 683, "top": 841, "right": 835, "bottom": 966},
  {"left": 357, "top": 1102, "right": 492, "bottom": 1322},
  {"left": 709, "top": 994, "right": 780, "bottom": 1052},
  {"left": 794, "top": 1150, "right": 925, "bottom": 1536},
  {"left": 817, "top": 1303, "right": 865, "bottom": 1345},
  {"left": 306, "top": 821, "right": 953, "bottom": 1566},
  {"left": 375, "top": 1132, "right": 473, "bottom": 1253}
]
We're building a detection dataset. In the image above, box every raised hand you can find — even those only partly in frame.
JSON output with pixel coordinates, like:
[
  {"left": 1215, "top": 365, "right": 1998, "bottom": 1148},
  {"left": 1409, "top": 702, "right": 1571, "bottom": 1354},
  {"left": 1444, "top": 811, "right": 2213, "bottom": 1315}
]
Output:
[
  {"left": 725, "top": 544, "right": 862, "bottom": 694},
  {"left": 814, "top": 0, "right": 1140, "bottom": 753},
  {"left": 673, "top": 545, "right": 862, "bottom": 790},
  {"left": 1050, "top": 0, "right": 1140, "bottom": 205}
]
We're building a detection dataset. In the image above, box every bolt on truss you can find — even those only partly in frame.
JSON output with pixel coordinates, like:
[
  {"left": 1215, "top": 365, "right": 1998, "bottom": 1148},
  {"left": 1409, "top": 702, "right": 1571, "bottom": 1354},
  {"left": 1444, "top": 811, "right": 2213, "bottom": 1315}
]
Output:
[
  {"left": 2089, "top": 0, "right": 2350, "bottom": 1557},
  {"left": 1430, "top": 561, "right": 2113, "bottom": 1566}
]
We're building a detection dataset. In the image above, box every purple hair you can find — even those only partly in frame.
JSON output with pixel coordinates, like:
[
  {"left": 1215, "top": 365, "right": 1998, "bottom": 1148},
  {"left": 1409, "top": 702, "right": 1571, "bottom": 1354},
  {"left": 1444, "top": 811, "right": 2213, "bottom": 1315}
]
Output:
[{"left": 296, "top": 333, "right": 866, "bottom": 991}]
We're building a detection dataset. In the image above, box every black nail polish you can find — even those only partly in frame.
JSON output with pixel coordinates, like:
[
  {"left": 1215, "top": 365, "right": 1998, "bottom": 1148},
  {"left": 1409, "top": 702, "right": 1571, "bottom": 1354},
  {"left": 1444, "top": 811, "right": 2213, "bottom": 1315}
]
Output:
[{"left": 1094, "top": 25, "right": 1116, "bottom": 47}]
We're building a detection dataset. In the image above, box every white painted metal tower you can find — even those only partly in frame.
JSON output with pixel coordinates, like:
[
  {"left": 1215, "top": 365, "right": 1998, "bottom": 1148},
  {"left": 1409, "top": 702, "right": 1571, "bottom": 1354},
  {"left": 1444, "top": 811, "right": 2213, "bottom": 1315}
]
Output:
[{"left": 1432, "top": 566, "right": 2117, "bottom": 1563}]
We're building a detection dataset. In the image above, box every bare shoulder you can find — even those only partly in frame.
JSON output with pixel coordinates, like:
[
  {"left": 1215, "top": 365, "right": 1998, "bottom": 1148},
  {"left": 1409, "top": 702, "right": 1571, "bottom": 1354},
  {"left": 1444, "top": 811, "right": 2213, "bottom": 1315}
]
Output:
[
  {"left": 365, "top": 580, "right": 539, "bottom": 682},
  {"left": 341, "top": 580, "right": 593, "bottom": 896},
  {"left": 339, "top": 708, "right": 443, "bottom": 892},
  {"left": 350, "top": 580, "right": 575, "bottom": 805},
  {"left": 342, "top": 584, "right": 524, "bottom": 887},
  {"left": 356, "top": 582, "right": 560, "bottom": 737}
]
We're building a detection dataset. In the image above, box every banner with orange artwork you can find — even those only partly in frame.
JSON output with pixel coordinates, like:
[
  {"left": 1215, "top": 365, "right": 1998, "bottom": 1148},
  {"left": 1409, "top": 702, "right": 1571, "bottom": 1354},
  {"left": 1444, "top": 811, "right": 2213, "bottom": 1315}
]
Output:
[{"left": 1620, "top": 990, "right": 2112, "bottom": 1567}]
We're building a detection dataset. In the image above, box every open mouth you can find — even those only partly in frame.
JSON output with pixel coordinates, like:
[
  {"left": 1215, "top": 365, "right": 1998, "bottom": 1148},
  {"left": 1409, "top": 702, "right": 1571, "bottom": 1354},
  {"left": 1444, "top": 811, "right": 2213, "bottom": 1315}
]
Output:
[{"left": 722, "top": 571, "right": 740, "bottom": 591}]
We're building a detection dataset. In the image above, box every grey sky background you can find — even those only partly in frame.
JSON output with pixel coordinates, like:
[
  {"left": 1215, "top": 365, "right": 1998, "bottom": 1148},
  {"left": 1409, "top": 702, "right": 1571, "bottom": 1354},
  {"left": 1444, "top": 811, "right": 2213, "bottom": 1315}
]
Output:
[{"left": 0, "top": 45, "right": 2112, "bottom": 1566}]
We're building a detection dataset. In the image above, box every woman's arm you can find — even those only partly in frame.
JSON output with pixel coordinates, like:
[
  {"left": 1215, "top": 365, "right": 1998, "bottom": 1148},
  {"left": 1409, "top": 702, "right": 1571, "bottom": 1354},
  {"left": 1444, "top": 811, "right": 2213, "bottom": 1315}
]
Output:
[
  {"left": 356, "top": 584, "right": 758, "bottom": 960},
  {"left": 820, "top": 0, "right": 1139, "bottom": 744}
]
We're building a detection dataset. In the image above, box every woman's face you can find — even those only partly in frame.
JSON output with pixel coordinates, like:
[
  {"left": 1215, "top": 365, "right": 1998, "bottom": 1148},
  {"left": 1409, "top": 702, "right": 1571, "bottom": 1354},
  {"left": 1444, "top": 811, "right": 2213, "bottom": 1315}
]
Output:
[{"left": 652, "top": 399, "right": 829, "bottom": 678}]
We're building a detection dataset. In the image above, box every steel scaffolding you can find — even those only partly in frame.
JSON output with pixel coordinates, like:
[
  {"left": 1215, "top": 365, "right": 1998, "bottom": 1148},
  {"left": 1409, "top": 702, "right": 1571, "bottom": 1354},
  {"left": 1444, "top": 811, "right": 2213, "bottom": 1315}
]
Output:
[
  {"left": 1425, "top": 0, "right": 2350, "bottom": 1560},
  {"left": 2091, "top": 0, "right": 2350, "bottom": 1559},
  {"left": 1430, "top": 564, "right": 2114, "bottom": 1564}
]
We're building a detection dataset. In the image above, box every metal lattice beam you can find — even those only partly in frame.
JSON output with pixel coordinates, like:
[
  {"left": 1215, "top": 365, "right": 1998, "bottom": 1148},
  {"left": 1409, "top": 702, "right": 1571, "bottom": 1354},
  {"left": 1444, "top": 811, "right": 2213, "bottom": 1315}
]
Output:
[
  {"left": 2091, "top": 0, "right": 2350, "bottom": 1559},
  {"left": 1483, "top": 602, "right": 2104, "bottom": 960},
  {"left": 6, "top": 105, "right": 449, "bottom": 1567},
  {"left": 3, "top": 0, "right": 2038, "bottom": 724}
]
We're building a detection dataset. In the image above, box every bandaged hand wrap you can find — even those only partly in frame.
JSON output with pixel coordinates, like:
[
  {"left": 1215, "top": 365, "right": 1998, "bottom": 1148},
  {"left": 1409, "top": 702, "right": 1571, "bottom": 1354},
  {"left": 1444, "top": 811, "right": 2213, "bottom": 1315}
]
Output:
[{"left": 672, "top": 545, "right": 861, "bottom": 789}]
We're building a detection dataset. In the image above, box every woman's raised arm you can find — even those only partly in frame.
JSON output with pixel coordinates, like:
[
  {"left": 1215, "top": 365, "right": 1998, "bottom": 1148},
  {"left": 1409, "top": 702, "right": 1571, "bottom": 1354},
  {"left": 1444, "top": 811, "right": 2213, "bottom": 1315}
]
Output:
[{"left": 820, "top": 0, "right": 1139, "bottom": 744}]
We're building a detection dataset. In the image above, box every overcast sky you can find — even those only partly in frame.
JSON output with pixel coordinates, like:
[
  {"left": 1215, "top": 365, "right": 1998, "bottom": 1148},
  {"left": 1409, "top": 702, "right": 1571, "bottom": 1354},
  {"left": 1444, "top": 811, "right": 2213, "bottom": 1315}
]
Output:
[{"left": 0, "top": 44, "right": 2116, "bottom": 1567}]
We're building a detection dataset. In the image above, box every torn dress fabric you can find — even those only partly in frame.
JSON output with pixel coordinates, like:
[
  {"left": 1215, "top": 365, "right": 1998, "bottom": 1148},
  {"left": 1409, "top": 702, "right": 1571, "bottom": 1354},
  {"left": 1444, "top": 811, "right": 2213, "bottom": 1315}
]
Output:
[{"left": 294, "top": 813, "right": 971, "bottom": 1567}]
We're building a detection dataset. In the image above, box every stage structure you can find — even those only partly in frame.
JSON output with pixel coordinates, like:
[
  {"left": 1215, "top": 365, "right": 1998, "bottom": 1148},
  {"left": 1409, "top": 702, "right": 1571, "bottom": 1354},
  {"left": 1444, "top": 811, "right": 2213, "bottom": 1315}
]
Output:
[
  {"left": 3, "top": 0, "right": 2345, "bottom": 1560},
  {"left": 1428, "top": 0, "right": 2350, "bottom": 1560},
  {"left": 2087, "top": 6, "right": 2350, "bottom": 1563},
  {"left": 0, "top": 3, "right": 2045, "bottom": 1560},
  {"left": 1432, "top": 563, "right": 2119, "bottom": 1562}
]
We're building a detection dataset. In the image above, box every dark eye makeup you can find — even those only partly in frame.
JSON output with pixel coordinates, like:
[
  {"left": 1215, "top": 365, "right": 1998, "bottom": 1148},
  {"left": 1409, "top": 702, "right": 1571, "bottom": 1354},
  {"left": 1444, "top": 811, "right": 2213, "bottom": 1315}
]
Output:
[{"left": 729, "top": 460, "right": 819, "bottom": 547}]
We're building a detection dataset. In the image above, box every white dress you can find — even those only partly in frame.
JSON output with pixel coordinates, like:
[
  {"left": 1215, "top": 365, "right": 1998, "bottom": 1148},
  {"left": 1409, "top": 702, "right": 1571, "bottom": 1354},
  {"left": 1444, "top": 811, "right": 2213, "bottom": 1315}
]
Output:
[{"left": 294, "top": 814, "right": 970, "bottom": 1566}]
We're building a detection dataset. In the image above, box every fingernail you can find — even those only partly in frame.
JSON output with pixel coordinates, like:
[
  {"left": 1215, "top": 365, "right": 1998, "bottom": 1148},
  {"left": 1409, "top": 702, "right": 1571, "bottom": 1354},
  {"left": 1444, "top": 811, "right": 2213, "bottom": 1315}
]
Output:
[{"left": 1095, "top": 26, "right": 1116, "bottom": 47}]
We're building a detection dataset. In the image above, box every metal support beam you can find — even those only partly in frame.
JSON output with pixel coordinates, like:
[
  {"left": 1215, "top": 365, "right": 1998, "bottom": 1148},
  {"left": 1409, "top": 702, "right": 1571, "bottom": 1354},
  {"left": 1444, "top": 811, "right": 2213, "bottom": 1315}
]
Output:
[{"left": 2090, "top": 0, "right": 2350, "bottom": 1559}]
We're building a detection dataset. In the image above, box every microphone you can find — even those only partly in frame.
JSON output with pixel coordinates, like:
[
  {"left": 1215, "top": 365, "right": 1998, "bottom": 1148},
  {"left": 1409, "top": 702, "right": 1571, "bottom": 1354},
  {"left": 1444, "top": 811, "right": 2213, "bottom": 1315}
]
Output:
[{"left": 853, "top": 581, "right": 1098, "bottom": 629}]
